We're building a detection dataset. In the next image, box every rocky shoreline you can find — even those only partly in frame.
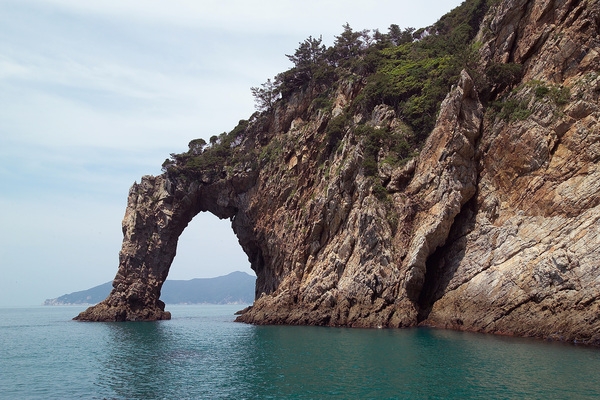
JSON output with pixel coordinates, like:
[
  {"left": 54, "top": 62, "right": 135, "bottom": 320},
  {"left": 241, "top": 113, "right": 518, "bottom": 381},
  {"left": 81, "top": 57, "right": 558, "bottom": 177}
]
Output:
[{"left": 76, "top": 0, "right": 600, "bottom": 345}]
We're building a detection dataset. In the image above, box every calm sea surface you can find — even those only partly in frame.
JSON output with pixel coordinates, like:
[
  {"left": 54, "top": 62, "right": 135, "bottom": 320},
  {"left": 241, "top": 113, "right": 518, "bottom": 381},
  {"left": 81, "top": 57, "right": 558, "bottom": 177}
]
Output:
[{"left": 1, "top": 305, "right": 599, "bottom": 399}]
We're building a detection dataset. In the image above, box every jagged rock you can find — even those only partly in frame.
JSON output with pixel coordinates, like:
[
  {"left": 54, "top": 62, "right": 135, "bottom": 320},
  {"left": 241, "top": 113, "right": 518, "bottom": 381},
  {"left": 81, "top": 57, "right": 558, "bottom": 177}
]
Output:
[
  {"left": 74, "top": 69, "right": 483, "bottom": 328},
  {"left": 76, "top": 0, "right": 600, "bottom": 345},
  {"left": 420, "top": 0, "right": 600, "bottom": 345}
]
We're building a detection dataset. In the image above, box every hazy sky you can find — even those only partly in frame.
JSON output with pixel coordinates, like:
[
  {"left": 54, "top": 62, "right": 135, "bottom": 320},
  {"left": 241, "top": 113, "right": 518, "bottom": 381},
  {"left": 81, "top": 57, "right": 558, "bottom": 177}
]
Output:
[{"left": 0, "top": 0, "right": 463, "bottom": 306}]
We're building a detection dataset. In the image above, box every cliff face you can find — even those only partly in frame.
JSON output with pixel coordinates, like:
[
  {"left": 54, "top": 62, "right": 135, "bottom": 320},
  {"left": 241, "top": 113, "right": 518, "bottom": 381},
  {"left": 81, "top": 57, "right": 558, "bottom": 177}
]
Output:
[
  {"left": 76, "top": 0, "right": 600, "bottom": 345},
  {"left": 423, "top": 0, "right": 600, "bottom": 343}
]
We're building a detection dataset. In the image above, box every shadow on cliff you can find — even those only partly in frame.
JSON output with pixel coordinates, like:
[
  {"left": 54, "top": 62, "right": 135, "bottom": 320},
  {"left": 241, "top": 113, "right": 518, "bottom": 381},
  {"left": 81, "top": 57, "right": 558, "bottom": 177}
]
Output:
[{"left": 416, "top": 197, "right": 477, "bottom": 323}]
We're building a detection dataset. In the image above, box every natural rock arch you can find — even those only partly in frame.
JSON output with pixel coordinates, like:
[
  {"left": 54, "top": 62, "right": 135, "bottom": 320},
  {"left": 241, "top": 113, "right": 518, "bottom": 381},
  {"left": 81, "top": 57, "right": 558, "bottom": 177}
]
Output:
[{"left": 74, "top": 168, "right": 265, "bottom": 321}]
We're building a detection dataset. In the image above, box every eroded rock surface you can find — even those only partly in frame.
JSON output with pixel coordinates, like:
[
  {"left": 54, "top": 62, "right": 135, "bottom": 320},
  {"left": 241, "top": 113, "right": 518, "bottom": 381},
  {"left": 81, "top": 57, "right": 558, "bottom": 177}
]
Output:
[
  {"left": 76, "top": 0, "right": 600, "bottom": 345},
  {"left": 238, "top": 70, "right": 484, "bottom": 328},
  {"left": 420, "top": 0, "right": 600, "bottom": 344}
]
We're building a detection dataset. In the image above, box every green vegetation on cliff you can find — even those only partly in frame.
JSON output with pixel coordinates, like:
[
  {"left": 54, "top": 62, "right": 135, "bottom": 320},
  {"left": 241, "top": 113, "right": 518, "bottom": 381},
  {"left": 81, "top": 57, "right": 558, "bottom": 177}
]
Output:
[
  {"left": 272, "top": 0, "right": 493, "bottom": 137},
  {"left": 163, "top": 119, "right": 252, "bottom": 176},
  {"left": 165, "top": 0, "right": 502, "bottom": 181}
]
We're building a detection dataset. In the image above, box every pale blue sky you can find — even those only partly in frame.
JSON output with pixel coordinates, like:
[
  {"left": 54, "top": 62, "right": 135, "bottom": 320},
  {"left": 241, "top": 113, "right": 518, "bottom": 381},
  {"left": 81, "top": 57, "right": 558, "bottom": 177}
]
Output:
[{"left": 0, "top": 0, "right": 463, "bottom": 306}]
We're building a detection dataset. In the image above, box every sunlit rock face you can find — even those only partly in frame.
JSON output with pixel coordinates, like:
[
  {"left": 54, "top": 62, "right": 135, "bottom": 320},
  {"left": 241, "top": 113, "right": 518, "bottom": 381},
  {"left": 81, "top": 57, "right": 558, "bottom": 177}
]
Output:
[
  {"left": 73, "top": 171, "right": 257, "bottom": 322},
  {"left": 76, "top": 0, "right": 600, "bottom": 345},
  {"left": 420, "top": 0, "right": 600, "bottom": 344}
]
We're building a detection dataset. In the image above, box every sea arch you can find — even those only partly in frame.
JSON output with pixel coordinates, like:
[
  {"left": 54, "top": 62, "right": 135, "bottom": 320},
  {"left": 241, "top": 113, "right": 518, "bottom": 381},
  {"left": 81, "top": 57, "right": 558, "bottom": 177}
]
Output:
[
  {"left": 75, "top": 168, "right": 264, "bottom": 321},
  {"left": 75, "top": 85, "right": 322, "bottom": 323}
]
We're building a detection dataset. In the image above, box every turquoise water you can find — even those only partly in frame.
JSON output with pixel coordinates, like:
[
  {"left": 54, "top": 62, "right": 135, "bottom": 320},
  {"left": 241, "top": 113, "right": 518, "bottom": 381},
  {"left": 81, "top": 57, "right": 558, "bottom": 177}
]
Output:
[{"left": 1, "top": 305, "right": 599, "bottom": 399}]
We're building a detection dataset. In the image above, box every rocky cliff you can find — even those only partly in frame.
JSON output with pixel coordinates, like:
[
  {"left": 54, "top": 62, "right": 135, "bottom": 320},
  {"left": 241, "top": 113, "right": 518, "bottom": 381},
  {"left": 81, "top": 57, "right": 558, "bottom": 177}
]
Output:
[{"left": 75, "top": 0, "right": 600, "bottom": 345}]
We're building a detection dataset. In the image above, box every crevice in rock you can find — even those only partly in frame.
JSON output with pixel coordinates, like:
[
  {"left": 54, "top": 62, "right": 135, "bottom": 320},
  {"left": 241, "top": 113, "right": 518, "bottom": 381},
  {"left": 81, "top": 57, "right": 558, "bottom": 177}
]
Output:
[
  {"left": 505, "top": 1, "right": 530, "bottom": 64},
  {"left": 416, "top": 197, "right": 477, "bottom": 323},
  {"left": 560, "top": 0, "right": 584, "bottom": 26}
]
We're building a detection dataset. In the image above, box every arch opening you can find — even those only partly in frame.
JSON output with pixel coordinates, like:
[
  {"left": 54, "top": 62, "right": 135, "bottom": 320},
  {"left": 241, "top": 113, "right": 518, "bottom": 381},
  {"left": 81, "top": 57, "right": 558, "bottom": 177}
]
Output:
[
  {"left": 73, "top": 172, "right": 262, "bottom": 322},
  {"left": 169, "top": 212, "right": 254, "bottom": 282}
]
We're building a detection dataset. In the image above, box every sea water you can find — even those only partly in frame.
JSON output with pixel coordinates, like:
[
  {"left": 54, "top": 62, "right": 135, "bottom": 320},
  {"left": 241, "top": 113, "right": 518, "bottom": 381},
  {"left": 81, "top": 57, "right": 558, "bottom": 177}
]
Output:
[{"left": 1, "top": 305, "right": 599, "bottom": 399}]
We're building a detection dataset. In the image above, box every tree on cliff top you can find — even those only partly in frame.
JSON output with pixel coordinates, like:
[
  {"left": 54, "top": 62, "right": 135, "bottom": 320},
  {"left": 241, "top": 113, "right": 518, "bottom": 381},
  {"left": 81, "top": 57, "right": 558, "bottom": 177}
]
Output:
[
  {"left": 285, "top": 35, "right": 328, "bottom": 86},
  {"left": 249, "top": 0, "right": 493, "bottom": 139},
  {"left": 251, "top": 79, "right": 280, "bottom": 112}
]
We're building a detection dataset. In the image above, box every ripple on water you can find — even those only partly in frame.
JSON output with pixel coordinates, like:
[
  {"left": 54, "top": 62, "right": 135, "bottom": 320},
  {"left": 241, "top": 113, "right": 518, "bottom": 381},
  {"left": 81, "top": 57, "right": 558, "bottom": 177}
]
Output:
[{"left": 1, "top": 305, "right": 600, "bottom": 399}]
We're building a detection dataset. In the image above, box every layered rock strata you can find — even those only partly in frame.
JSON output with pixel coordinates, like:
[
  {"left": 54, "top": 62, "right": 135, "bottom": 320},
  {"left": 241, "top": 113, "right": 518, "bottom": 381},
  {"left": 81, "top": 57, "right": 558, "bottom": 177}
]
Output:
[
  {"left": 421, "top": 0, "right": 600, "bottom": 344},
  {"left": 76, "top": 0, "right": 600, "bottom": 345}
]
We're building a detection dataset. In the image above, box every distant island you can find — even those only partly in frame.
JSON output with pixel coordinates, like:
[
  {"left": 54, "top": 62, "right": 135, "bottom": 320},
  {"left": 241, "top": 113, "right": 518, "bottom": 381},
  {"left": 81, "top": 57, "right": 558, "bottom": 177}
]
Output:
[{"left": 45, "top": 271, "right": 255, "bottom": 306}]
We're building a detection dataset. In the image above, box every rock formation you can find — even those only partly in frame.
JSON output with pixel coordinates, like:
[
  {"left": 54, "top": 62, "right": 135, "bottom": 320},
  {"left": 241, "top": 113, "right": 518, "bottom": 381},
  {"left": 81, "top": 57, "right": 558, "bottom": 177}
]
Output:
[
  {"left": 421, "top": 0, "right": 600, "bottom": 344},
  {"left": 76, "top": 0, "right": 600, "bottom": 345}
]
